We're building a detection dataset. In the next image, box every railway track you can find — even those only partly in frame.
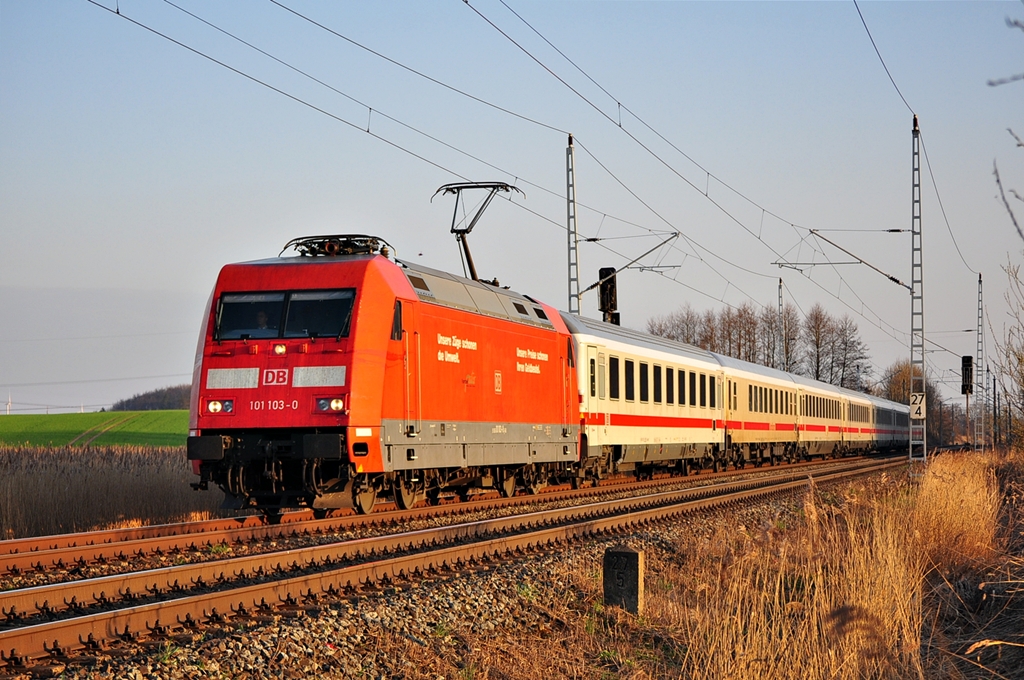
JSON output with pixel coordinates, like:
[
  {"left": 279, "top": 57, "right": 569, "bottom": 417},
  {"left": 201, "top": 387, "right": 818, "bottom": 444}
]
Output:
[
  {"left": 0, "top": 457, "right": 902, "bottom": 674},
  {"left": 0, "top": 456, "right": 859, "bottom": 578}
]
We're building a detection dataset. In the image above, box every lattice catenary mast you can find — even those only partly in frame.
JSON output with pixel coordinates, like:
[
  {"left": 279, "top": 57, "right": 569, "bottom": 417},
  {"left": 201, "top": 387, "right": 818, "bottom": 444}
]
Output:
[
  {"left": 566, "top": 134, "right": 580, "bottom": 314},
  {"left": 975, "top": 273, "right": 985, "bottom": 451},
  {"left": 909, "top": 115, "right": 927, "bottom": 465}
]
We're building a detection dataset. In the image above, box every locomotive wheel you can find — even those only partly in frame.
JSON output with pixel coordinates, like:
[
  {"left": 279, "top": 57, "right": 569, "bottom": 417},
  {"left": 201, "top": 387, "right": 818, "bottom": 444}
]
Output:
[
  {"left": 394, "top": 478, "right": 420, "bottom": 511},
  {"left": 312, "top": 508, "right": 330, "bottom": 520},
  {"left": 262, "top": 508, "right": 284, "bottom": 525},
  {"left": 354, "top": 486, "right": 377, "bottom": 514},
  {"left": 499, "top": 473, "right": 516, "bottom": 498}
]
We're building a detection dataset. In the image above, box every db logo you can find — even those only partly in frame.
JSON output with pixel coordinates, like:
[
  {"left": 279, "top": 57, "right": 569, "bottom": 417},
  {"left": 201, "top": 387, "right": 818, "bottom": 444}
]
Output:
[{"left": 263, "top": 369, "right": 289, "bottom": 386}]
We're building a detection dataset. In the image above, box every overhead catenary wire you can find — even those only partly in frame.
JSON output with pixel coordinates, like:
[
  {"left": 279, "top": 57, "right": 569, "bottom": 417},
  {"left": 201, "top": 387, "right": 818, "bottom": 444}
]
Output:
[
  {"left": 467, "top": 0, "right": 915, "bottom": 346},
  {"left": 95, "top": 1, "right": 918, "bottom": 354},
  {"left": 92, "top": 0, "right": 787, "bottom": 314},
  {"left": 265, "top": 0, "right": 913, "bottom": 341}
]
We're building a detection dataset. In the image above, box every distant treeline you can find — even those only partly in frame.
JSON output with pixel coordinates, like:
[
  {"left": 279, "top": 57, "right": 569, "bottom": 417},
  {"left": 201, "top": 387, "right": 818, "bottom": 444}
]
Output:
[{"left": 111, "top": 384, "right": 190, "bottom": 411}]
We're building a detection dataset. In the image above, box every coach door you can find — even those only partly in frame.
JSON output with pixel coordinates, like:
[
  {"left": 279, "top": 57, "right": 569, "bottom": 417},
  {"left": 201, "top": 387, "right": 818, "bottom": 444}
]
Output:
[{"left": 585, "top": 345, "right": 598, "bottom": 416}]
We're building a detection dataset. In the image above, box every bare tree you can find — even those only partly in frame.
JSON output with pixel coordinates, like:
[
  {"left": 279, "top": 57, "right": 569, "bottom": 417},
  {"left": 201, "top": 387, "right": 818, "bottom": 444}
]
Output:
[
  {"left": 801, "top": 304, "right": 835, "bottom": 381},
  {"left": 758, "top": 304, "right": 781, "bottom": 369},
  {"left": 699, "top": 308, "right": 719, "bottom": 353},
  {"left": 880, "top": 359, "right": 943, "bottom": 444},
  {"left": 645, "top": 303, "right": 702, "bottom": 344},
  {"left": 780, "top": 303, "right": 802, "bottom": 373},
  {"left": 832, "top": 315, "right": 871, "bottom": 390}
]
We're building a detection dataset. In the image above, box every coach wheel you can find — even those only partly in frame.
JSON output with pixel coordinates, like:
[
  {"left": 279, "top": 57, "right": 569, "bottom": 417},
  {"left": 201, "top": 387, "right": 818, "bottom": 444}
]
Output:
[
  {"left": 394, "top": 476, "right": 421, "bottom": 511},
  {"left": 712, "top": 458, "right": 723, "bottom": 473},
  {"left": 354, "top": 484, "right": 377, "bottom": 515},
  {"left": 262, "top": 508, "right": 284, "bottom": 525}
]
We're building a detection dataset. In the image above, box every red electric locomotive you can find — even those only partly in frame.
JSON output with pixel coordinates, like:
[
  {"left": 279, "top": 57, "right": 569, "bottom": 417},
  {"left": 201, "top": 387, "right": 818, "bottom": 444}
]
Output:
[{"left": 188, "top": 235, "right": 580, "bottom": 515}]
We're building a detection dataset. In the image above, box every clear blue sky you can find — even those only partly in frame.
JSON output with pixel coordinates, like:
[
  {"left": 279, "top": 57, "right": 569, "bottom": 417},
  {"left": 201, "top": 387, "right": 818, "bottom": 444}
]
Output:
[{"left": 1, "top": 0, "right": 1021, "bottom": 412}]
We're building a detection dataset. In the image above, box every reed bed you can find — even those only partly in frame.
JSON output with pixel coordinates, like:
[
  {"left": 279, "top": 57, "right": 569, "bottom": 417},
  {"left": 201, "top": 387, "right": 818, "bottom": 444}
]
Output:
[
  {"left": 0, "top": 445, "right": 224, "bottom": 539},
  {"left": 390, "top": 452, "right": 1023, "bottom": 679}
]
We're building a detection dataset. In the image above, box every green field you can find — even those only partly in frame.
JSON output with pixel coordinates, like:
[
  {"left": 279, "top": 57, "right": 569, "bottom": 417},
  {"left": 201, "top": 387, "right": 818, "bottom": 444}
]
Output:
[{"left": 0, "top": 411, "right": 189, "bottom": 447}]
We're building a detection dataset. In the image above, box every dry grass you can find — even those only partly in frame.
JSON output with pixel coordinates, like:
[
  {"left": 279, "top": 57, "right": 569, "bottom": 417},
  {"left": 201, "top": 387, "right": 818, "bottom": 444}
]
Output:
[
  {"left": 0, "top": 445, "right": 224, "bottom": 539},
  {"left": 369, "top": 451, "right": 1024, "bottom": 679}
]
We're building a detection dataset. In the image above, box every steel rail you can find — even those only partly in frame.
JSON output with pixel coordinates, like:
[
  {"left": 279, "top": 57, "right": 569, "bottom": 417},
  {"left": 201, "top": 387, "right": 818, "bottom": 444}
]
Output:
[
  {"left": 0, "top": 456, "right": 864, "bottom": 575},
  {"left": 0, "top": 454, "right": 856, "bottom": 558},
  {"left": 0, "top": 458, "right": 889, "bottom": 623},
  {"left": 0, "top": 459, "right": 902, "bottom": 668}
]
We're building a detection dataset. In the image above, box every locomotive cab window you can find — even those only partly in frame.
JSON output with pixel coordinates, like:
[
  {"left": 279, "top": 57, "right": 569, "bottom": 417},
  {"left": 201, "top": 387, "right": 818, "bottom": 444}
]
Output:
[
  {"left": 217, "top": 292, "right": 285, "bottom": 339},
  {"left": 284, "top": 290, "right": 356, "bottom": 339},
  {"left": 216, "top": 289, "right": 356, "bottom": 341}
]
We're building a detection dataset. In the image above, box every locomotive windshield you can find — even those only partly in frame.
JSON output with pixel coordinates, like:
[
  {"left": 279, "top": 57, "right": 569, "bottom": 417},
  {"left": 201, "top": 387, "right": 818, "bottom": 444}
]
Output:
[{"left": 216, "top": 289, "right": 355, "bottom": 340}]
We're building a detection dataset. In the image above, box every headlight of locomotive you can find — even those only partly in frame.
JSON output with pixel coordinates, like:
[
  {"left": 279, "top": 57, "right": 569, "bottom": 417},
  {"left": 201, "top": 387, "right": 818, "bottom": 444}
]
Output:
[
  {"left": 207, "top": 399, "right": 234, "bottom": 414},
  {"left": 316, "top": 397, "right": 345, "bottom": 412}
]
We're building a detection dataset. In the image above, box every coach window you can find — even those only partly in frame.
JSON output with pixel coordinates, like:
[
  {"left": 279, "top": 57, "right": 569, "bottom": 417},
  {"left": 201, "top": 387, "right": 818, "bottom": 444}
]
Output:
[
  {"left": 732, "top": 381, "right": 738, "bottom": 410},
  {"left": 666, "top": 368, "right": 674, "bottom": 404},
  {"left": 609, "top": 356, "right": 620, "bottom": 400},
  {"left": 589, "top": 358, "right": 596, "bottom": 398},
  {"left": 679, "top": 370, "right": 687, "bottom": 407},
  {"left": 598, "top": 354, "right": 606, "bottom": 399},
  {"left": 709, "top": 376, "right": 716, "bottom": 408},
  {"left": 689, "top": 371, "right": 697, "bottom": 407},
  {"left": 625, "top": 360, "right": 636, "bottom": 401},
  {"left": 639, "top": 362, "right": 649, "bottom": 403},
  {"left": 653, "top": 364, "right": 662, "bottom": 403},
  {"left": 774, "top": 389, "right": 779, "bottom": 414},
  {"left": 748, "top": 384, "right": 753, "bottom": 412},
  {"left": 699, "top": 373, "right": 707, "bottom": 407}
]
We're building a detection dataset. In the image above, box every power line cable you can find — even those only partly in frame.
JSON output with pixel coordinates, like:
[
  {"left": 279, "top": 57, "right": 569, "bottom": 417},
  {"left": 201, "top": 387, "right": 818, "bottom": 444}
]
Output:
[
  {"left": 267, "top": 0, "right": 566, "bottom": 134},
  {"left": 852, "top": 0, "right": 914, "bottom": 114},
  {"left": 98, "top": 0, "right": 781, "bottom": 313},
  {"left": 471, "top": 0, "right": 911, "bottom": 345},
  {"left": 0, "top": 373, "right": 192, "bottom": 388},
  {"left": 919, "top": 133, "right": 978, "bottom": 273}
]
